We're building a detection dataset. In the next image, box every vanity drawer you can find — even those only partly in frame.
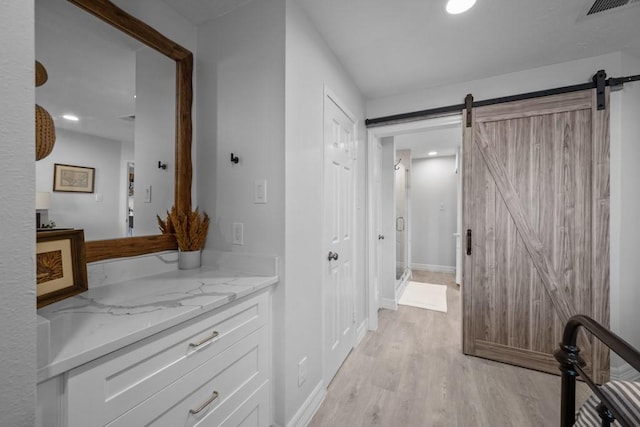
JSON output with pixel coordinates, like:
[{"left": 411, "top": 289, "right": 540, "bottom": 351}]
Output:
[
  {"left": 218, "top": 382, "right": 270, "bottom": 427},
  {"left": 67, "top": 292, "right": 268, "bottom": 427},
  {"left": 106, "top": 327, "right": 268, "bottom": 427}
]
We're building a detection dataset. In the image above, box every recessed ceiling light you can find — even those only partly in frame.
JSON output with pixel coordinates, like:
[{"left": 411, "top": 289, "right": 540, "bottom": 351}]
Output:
[
  {"left": 428, "top": 151, "right": 438, "bottom": 156},
  {"left": 446, "top": 0, "right": 476, "bottom": 14},
  {"left": 62, "top": 114, "right": 79, "bottom": 121}
]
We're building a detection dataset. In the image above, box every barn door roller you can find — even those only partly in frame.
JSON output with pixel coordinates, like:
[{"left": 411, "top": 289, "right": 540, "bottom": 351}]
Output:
[
  {"left": 594, "top": 69, "right": 607, "bottom": 111},
  {"left": 465, "top": 94, "right": 473, "bottom": 128}
]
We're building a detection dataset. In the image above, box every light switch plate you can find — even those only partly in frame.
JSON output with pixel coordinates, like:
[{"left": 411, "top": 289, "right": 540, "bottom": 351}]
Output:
[
  {"left": 232, "top": 223, "right": 244, "bottom": 245},
  {"left": 254, "top": 179, "right": 267, "bottom": 204},
  {"left": 144, "top": 186, "right": 152, "bottom": 203}
]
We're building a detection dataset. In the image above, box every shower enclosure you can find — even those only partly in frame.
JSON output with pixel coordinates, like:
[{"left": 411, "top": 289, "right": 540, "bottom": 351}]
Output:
[{"left": 395, "top": 151, "right": 410, "bottom": 282}]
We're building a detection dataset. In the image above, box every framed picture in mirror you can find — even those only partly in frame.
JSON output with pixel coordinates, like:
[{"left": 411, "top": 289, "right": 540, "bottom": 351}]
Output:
[
  {"left": 53, "top": 163, "right": 95, "bottom": 193},
  {"left": 36, "top": 229, "right": 88, "bottom": 308}
]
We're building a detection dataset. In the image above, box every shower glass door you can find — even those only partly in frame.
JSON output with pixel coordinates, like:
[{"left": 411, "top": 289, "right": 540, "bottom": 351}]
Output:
[{"left": 395, "top": 161, "right": 409, "bottom": 280}]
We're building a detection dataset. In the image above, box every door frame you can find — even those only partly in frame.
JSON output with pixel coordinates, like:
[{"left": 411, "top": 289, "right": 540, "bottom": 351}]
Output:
[
  {"left": 322, "top": 85, "right": 358, "bottom": 386},
  {"left": 366, "top": 114, "right": 462, "bottom": 330}
]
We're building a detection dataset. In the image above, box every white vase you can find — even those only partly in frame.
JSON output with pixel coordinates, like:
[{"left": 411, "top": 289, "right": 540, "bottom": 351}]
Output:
[{"left": 178, "top": 249, "right": 201, "bottom": 270}]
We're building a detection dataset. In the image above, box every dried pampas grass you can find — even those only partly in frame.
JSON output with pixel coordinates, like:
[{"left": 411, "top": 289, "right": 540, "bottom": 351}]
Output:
[{"left": 157, "top": 206, "right": 210, "bottom": 251}]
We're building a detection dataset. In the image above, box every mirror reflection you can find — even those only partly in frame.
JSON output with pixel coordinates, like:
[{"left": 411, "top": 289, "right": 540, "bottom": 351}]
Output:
[{"left": 35, "top": 0, "right": 175, "bottom": 241}]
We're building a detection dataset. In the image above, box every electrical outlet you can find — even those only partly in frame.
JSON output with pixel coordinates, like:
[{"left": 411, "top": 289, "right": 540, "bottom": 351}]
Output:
[
  {"left": 232, "top": 223, "right": 244, "bottom": 245},
  {"left": 298, "top": 356, "right": 307, "bottom": 387}
]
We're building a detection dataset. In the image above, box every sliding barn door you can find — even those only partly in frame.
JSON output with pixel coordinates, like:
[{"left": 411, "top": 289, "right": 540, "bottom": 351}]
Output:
[{"left": 462, "top": 89, "right": 610, "bottom": 382}]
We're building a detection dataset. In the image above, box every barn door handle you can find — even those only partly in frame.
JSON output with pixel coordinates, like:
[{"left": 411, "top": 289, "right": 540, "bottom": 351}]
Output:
[
  {"left": 328, "top": 251, "right": 339, "bottom": 261},
  {"left": 466, "top": 229, "right": 472, "bottom": 255}
]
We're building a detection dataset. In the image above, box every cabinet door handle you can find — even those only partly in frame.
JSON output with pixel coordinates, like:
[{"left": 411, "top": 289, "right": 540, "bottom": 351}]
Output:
[
  {"left": 189, "top": 391, "right": 219, "bottom": 414},
  {"left": 189, "top": 331, "right": 219, "bottom": 348}
]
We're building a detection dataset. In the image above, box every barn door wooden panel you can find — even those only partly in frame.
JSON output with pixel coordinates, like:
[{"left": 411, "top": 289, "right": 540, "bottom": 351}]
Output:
[{"left": 462, "top": 89, "right": 610, "bottom": 382}]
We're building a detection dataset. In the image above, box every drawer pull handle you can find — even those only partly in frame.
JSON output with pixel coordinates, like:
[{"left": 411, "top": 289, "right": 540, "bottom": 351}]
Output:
[
  {"left": 189, "top": 331, "right": 219, "bottom": 348},
  {"left": 189, "top": 391, "right": 219, "bottom": 415}
]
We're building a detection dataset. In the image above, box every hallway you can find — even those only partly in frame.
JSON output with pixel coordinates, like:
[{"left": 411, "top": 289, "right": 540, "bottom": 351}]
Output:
[{"left": 309, "top": 271, "right": 589, "bottom": 426}]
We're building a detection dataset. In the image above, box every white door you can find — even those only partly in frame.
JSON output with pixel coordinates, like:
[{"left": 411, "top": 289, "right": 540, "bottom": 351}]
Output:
[{"left": 323, "top": 89, "right": 357, "bottom": 385}]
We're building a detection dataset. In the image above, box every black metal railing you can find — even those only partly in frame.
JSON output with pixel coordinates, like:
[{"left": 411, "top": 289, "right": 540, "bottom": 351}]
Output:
[{"left": 554, "top": 315, "right": 640, "bottom": 427}]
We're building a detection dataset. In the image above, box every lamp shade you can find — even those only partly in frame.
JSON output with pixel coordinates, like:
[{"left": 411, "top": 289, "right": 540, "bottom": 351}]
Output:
[
  {"left": 36, "top": 192, "right": 51, "bottom": 210},
  {"left": 36, "top": 104, "right": 56, "bottom": 160}
]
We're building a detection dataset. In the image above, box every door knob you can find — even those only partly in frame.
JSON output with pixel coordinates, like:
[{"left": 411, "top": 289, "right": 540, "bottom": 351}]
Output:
[
  {"left": 378, "top": 234, "right": 384, "bottom": 240},
  {"left": 327, "top": 251, "right": 339, "bottom": 261}
]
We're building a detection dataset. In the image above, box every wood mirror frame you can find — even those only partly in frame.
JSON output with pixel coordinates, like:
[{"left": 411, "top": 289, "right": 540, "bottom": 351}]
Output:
[{"left": 69, "top": 0, "right": 192, "bottom": 263}]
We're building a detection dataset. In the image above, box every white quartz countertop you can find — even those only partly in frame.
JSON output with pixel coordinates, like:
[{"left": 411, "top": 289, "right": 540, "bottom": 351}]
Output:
[{"left": 37, "top": 266, "right": 278, "bottom": 382}]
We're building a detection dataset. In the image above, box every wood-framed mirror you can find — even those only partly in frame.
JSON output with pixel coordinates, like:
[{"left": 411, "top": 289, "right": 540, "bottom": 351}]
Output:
[{"left": 63, "top": 0, "right": 193, "bottom": 262}]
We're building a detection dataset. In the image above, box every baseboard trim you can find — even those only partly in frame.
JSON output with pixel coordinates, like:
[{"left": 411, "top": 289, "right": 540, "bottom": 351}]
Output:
[
  {"left": 356, "top": 319, "right": 368, "bottom": 346},
  {"left": 379, "top": 297, "right": 397, "bottom": 311},
  {"left": 411, "top": 263, "right": 455, "bottom": 274},
  {"left": 395, "top": 279, "right": 409, "bottom": 300},
  {"left": 286, "top": 380, "right": 326, "bottom": 427},
  {"left": 611, "top": 362, "right": 640, "bottom": 381}
]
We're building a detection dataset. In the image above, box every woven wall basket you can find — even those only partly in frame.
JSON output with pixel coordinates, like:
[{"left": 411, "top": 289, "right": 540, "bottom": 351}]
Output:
[{"left": 36, "top": 104, "right": 56, "bottom": 161}]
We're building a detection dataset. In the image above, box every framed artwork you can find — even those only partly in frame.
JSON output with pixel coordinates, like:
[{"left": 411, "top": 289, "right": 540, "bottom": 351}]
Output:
[
  {"left": 36, "top": 229, "right": 88, "bottom": 308},
  {"left": 53, "top": 163, "right": 95, "bottom": 193}
]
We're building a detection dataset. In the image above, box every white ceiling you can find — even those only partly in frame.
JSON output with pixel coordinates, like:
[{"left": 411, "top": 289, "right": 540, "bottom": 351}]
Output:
[
  {"left": 162, "top": 0, "right": 640, "bottom": 100},
  {"left": 163, "top": 0, "right": 256, "bottom": 24},
  {"left": 297, "top": 0, "right": 640, "bottom": 99},
  {"left": 394, "top": 125, "right": 462, "bottom": 159},
  {"left": 37, "top": 0, "right": 640, "bottom": 145}
]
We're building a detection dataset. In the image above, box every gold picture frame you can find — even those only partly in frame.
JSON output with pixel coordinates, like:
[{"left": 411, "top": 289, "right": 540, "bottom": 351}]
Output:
[
  {"left": 53, "top": 163, "right": 95, "bottom": 193},
  {"left": 37, "top": 229, "right": 88, "bottom": 308}
]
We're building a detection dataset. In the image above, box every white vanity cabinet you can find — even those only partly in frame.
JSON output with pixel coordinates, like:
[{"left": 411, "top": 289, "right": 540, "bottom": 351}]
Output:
[{"left": 38, "top": 290, "right": 272, "bottom": 427}]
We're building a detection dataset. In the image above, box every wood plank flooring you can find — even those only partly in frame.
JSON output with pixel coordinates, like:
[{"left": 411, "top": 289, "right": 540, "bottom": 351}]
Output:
[{"left": 308, "top": 271, "right": 590, "bottom": 427}]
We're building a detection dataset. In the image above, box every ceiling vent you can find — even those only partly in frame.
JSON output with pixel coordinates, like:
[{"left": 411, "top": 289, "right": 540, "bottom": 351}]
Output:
[{"left": 586, "top": 0, "right": 640, "bottom": 15}]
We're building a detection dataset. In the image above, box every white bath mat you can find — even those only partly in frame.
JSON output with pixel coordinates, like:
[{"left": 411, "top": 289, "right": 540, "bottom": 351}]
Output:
[{"left": 398, "top": 281, "right": 447, "bottom": 313}]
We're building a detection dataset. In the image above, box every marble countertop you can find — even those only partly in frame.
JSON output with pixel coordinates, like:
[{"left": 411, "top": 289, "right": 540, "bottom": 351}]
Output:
[{"left": 37, "top": 266, "right": 278, "bottom": 382}]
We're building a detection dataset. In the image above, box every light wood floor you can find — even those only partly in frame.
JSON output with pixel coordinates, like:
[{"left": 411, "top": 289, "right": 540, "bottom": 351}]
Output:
[{"left": 309, "top": 271, "right": 589, "bottom": 427}]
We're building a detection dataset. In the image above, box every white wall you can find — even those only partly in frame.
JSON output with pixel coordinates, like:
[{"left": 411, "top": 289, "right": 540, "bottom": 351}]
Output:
[
  {"left": 367, "top": 53, "right": 623, "bottom": 118},
  {"left": 380, "top": 138, "right": 396, "bottom": 302},
  {"left": 35, "top": 129, "right": 123, "bottom": 240},
  {"left": 0, "top": 0, "right": 36, "bottom": 424},
  {"left": 196, "top": 0, "right": 285, "bottom": 256},
  {"left": 617, "top": 52, "right": 640, "bottom": 357},
  {"left": 410, "top": 156, "right": 457, "bottom": 270},
  {"left": 367, "top": 52, "right": 640, "bottom": 362},
  {"left": 112, "top": 0, "right": 196, "bottom": 52},
  {"left": 284, "top": 0, "right": 366, "bottom": 424},
  {"left": 134, "top": 47, "right": 175, "bottom": 235},
  {"left": 195, "top": 0, "right": 287, "bottom": 422}
]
